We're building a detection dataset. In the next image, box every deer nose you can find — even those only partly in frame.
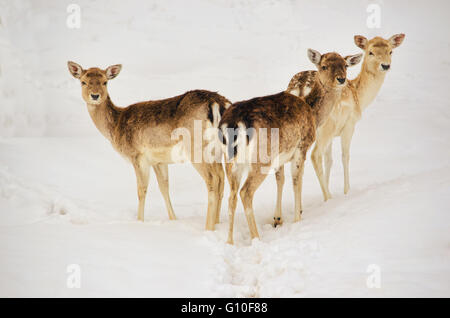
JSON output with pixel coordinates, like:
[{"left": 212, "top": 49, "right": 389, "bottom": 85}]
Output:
[
  {"left": 337, "top": 77, "right": 346, "bottom": 84},
  {"left": 91, "top": 94, "right": 100, "bottom": 100},
  {"left": 381, "top": 64, "right": 390, "bottom": 70}
]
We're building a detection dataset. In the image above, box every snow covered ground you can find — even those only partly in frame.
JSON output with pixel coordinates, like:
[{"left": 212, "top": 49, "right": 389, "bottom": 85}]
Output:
[{"left": 1, "top": 0, "right": 449, "bottom": 297}]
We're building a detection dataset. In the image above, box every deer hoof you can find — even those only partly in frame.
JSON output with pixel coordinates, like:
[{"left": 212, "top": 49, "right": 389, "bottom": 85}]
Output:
[{"left": 273, "top": 216, "right": 283, "bottom": 228}]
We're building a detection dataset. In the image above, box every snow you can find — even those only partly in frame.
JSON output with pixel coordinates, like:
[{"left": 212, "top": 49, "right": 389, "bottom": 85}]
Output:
[{"left": 1, "top": 0, "right": 449, "bottom": 297}]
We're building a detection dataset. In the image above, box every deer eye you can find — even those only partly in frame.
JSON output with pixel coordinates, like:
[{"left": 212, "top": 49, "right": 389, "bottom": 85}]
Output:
[
  {"left": 369, "top": 51, "right": 374, "bottom": 56},
  {"left": 81, "top": 81, "right": 86, "bottom": 86},
  {"left": 103, "top": 82, "right": 107, "bottom": 85},
  {"left": 321, "top": 66, "right": 327, "bottom": 70},
  {"left": 389, "top": 51, "right": 393, "bottom": 55}
]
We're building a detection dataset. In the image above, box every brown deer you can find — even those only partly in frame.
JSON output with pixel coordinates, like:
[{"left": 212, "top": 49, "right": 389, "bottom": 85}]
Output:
[
  {"left": 273, "top": 34, "right": 405, "bottom": 214},
  {"left": 219, "top": 50, "right": 362, "bottom": 244},
  {"left": 67, "top": 62, "right": 230, "bottom": 230}
]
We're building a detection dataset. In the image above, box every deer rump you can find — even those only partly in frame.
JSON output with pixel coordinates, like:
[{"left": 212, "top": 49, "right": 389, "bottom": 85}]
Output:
[{"left": 219, "top": 91, "right": 312, "bottom": 161}]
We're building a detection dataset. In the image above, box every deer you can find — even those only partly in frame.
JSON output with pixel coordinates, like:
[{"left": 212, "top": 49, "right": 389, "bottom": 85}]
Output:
[
  {"left": 272, "top": 34, "right": 405, "bottom": 223},
  {"left": 67, "top": 61, "right": 230, "bottom": 230},
  {"left": 219, "top": 50, "right": 362, "bottom": 244}
]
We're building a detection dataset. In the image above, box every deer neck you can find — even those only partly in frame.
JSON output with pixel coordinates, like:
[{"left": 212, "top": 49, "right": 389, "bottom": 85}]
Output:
[
  {"left": 308, "top": 81, "right": 342, "bottom": 127},
  {"left": 352, "top": 62, "right": 387, "bottom": 111},
  {"left": 86, "top": 96, "right": 121, "bottom": 142}
]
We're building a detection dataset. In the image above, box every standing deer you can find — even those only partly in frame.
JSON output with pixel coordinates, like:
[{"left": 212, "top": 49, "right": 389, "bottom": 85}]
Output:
[
  {"left": 271, "top": 49, "right": 363, "bottom": 226},
  {"left": 219, "top": 50, "right": 362, "bottom": 244},
  {"left": 67, "top": 62, "right": 230, "bottom": 230},
  {"left": 273, "top": 34, "right": 405, "bottom": 215}
]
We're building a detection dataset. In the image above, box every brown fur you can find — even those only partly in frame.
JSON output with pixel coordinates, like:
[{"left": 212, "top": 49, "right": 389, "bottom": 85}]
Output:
[
  {"left": 286, "top": 70, "right": 316, "bottom": 97},
  {"left": 306, "top": 34, "right": 405, "bottom": 201},
  {"left": 271, "top": 51, "right": 362, "bottom": 227},
  {"left": 219, "top": 50, "right": 361, "bottom": 243},
  {"left": 105, "top": 90, "right": 229, "bottom": 159},
  {"left": 68, "top": 62, "right": 230, "bottom": 229},
  {"left": 220, "top": 92, "right": 315, "bottom": 244},
  {"left": 271, "top": 35, "right": 404, "bottom": 228},
  {"left": 220, "top": 91, "right": 316, "bottom": 158}
]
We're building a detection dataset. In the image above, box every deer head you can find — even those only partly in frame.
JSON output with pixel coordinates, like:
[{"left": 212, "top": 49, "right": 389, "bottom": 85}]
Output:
[
  {"left": 354, "top": 34, "right": 405, "bottom": 73},
  {"left": 307, "top": 49, "right": 362, "bottom": 89},
  {"left": 67, "top": 61, "right": 122, "bottom": 105}
]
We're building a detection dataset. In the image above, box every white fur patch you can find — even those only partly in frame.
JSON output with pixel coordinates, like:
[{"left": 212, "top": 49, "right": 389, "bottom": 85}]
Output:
[
  {"left": 211, "top": 102, "right": 221, "bottom": 128},
  {"left": 288, "top": 87, "right": 300, "bottom": 97},
  {"left": 231, "top": 162, "right": 249, "bottom": 179},
  {"left": 169, "top": 141, "right": 190, "bottom": 163},
  {"left": 139, "top": 142, "right": 189, "bottom": 165},
  {"left": 269, "top": 150, "right": 295, "bottom": 172},
  {"left": 303, "top": 86, "right": 312, "bottom": 96}
]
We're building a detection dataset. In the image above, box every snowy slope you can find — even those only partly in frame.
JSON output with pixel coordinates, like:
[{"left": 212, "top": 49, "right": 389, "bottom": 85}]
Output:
[{"left": 0, "top": 0, "right": 449, "bottom": 297}]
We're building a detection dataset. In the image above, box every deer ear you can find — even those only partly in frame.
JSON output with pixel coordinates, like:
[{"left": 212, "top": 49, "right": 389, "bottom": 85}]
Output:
[
  {"left": 68, "top": 61, "right": 83, "bottom": 78},
  {"left": 389, "top": 33, "right": 405, "bottom": 48},
  {"left": 307, "top": 49, "right": 321, "bottom": 65},
  {"left": 354, "top": 35, "right": 368, "bottom": 50},
  {"left": 345, "top": 53, "right": 363, "bottom": 67},
  {"left": 105, "top": 64, "right": 122, "bottom": 80}
]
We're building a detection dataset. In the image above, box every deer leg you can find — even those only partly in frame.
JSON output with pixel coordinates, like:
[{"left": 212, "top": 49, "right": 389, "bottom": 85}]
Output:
[
  {"left": 153, "top": 164, "right": 176, "bottom": 220},
  {"left": 225, "top": 163, "right": 244, "bottom": 245},
  {"left": 192, "top": 163, "right": 220, "bottom": 231},
  {"left": 273, "top": 165, "right": 285, "bottom": 227},
  {"left": 214, "top": 163, "right": 225, "bottom": 224},
  {"left": 341, "top": 123, "right": 355, "bottom": 195},
  {"left": 132, "top": 158, "right": 150, "bottom": 222},
  {"left": 324, "top": 142, "right": 333, "bottom": 199},
  {"left": 291, "top": 149, "right": 306, "bottom": 222},
  {"left": 240, "top": 167, "right": 267, "bottom": 241},
  {"left": 311, "top": 143, "right": 330, "bottom": 201}
]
